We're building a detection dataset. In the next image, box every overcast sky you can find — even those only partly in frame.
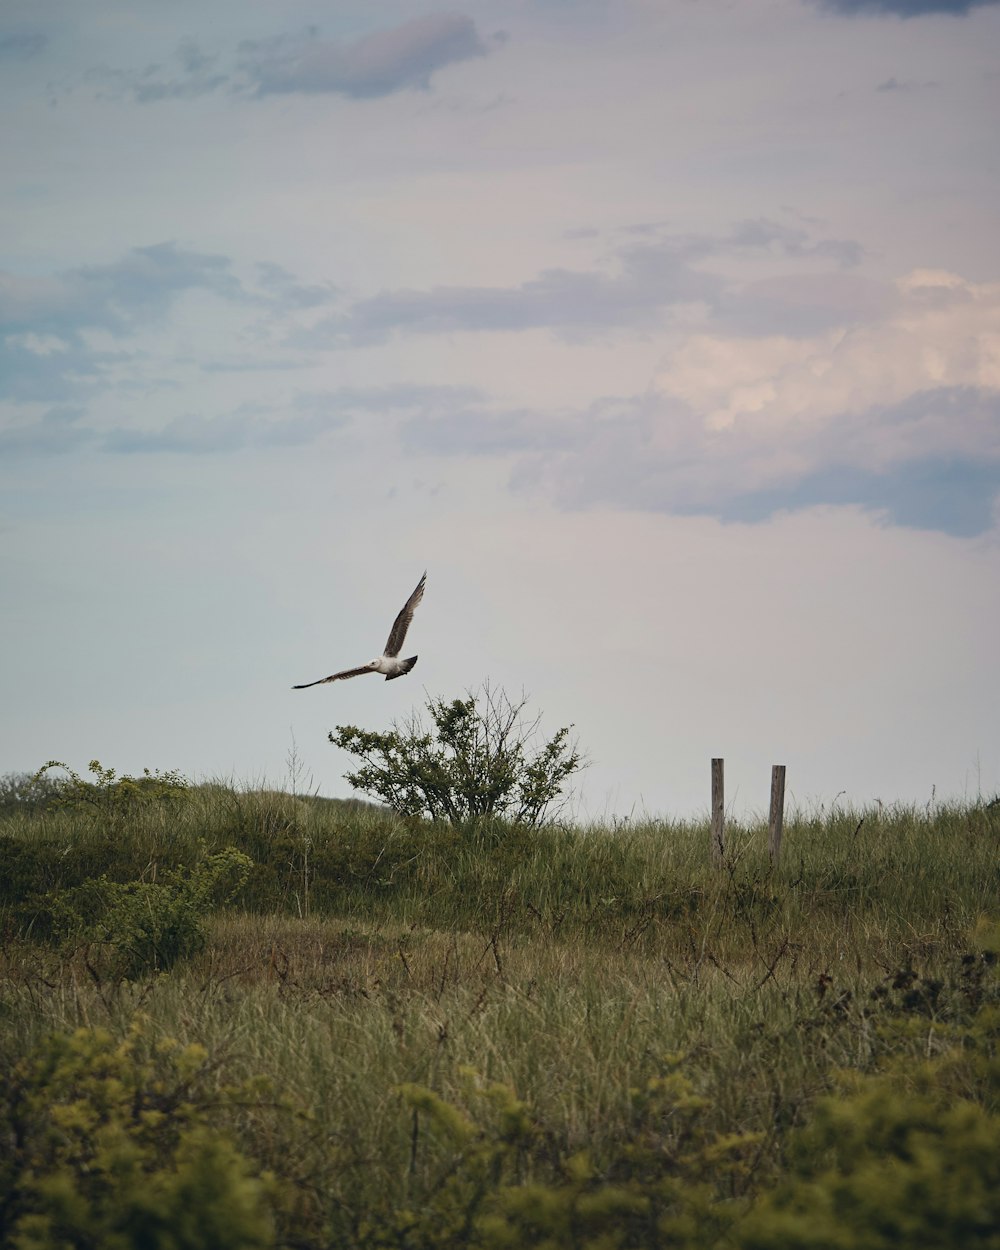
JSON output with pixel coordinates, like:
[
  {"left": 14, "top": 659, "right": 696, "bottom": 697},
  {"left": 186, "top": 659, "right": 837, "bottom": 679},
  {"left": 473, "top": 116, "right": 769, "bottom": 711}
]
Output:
[{"left": 2, "top": 0, "right": 999, "bottom": 820}]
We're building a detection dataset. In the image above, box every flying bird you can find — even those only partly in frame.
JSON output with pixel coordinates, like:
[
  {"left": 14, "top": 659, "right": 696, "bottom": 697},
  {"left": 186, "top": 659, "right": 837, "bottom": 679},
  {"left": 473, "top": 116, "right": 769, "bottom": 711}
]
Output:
[{"left": 292, "top": 571, "right": 426, "bottom": 688}]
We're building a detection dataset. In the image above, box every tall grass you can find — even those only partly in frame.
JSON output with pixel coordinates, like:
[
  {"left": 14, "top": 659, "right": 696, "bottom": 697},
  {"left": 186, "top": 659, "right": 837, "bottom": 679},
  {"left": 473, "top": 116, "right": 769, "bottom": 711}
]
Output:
[{"left": 1, "top": 777, "right": 997, "bottom": 1245}]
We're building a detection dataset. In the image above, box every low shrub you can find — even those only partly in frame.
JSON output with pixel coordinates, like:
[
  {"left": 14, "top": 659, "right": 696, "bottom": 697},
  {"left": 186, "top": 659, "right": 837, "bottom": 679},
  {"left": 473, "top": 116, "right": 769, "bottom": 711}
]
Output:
[
  {"left": 0, "top": 1019, "right": 275, "bottom": 1250},
  {"left": 53, "top": 847, "right": 252, "bottom": 978}
]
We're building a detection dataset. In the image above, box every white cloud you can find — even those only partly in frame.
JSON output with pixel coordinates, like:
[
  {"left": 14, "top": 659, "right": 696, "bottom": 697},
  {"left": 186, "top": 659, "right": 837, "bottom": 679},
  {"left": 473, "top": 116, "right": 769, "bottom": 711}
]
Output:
[
  {"left": 398, "top": 269, "right": 1000, "bottom": 536},
  {"left": 654, "top": 269, "right": 1000, "bottom": 432}
]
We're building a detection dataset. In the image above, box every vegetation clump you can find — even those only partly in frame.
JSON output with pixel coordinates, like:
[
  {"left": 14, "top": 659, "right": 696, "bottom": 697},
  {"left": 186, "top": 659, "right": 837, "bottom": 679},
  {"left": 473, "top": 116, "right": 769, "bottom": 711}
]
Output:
[
  {"left": 53, "top": 846, "right": 253, "bottom": 979},
  {"left": 329, "top": 685, "right": 583, "bottom": 827},
  {"left": 0, "top": 1018, "right": 275, "bottom": 1250},
  {"left": 0, "top": 754, "right": 997, "bottom": 1248},
  {"left": 32, "top": 759, "right": 189, "bottom": 830}
]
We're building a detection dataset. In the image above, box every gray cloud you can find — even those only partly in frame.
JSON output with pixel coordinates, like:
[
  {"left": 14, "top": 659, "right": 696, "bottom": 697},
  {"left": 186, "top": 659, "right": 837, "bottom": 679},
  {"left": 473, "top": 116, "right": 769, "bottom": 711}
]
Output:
[
  {"left": 304, "top": 219, "right": 863, "bottom": 348},
  {"left": 1, "top": 383, "right": 481, "bottom": 459},
  {"left": 131, "top": 38, "right": 229, "bottom": 102},
  {"left": 403, "top": 385, "right": 1000, "bottom": 538},
  {"left": 80, "top": 15, "right": 494, "bottom": 105},
  {"left": 1, "top": 242, "right": 246, "bottom": 341},
  {"left": 103, "top": 404, "right": 347, "bottom": 455},
  {"left": 332, "top": 250, "right": 719, "bottom": 344},
  {"left": 254, "top": 262, "right": 336, "bottom": 310},
  {"left": 876, "top": 76, "right": 940, "bottom": 91},
  {"left": 83, "top": 39, "right": 229, "bottom": 103},
  {"left": 402, "top": 405, "right": 578, "bottom": 456},
  {"left": 108, "top": 385, "right": 481, "bottom": 453},
  {"left": 0, "top": 406, "right": 94, "bottom": 456},
  {"left": 0, "top": 336, "right": 107, "bottom": 402},
  {"left": 724, "top": 219, "right": 863, "bottom": 267},
  {"left": 714, "top": 272, "right": 894, "bottom": 337},
  {"left": 719, "top": 457, "right": 1000, "bottom": 537},
  {"left": 0, "top": 30, "right": 46, "bottom": 61},
  {"left": 812, "top": 0, "right": 1000, "bottom": 15},
  {"left": 239, "top": 14, "right": 490, "bottom": 98},
  {"left": 0, "top": 242, "right": 334, "bottom": 403}
]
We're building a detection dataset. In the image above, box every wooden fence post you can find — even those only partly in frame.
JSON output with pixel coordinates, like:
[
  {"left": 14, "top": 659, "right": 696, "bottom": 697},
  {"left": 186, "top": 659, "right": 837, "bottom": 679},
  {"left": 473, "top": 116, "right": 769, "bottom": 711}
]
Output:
[
  {"left": 769, "top": 764, "right": 786, "bottom": 866},
  {"left": 711, "top": 758, "right": 725, "bottom": 865}
]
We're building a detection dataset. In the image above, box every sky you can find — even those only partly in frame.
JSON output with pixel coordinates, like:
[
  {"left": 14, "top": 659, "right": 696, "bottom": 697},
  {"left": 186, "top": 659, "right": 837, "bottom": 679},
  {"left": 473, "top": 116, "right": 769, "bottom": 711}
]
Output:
[{"left": 2, "top": 0, "right": 999, "bottom": 821}]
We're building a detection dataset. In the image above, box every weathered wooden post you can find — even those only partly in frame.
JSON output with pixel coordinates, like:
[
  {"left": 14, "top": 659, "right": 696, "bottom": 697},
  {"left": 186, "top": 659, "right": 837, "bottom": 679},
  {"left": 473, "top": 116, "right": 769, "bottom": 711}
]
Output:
[
  {"left": 768, "top": 764, "right": 786, "bottom": 866},
  {"left": 711, "top": 757, "right": 725, "bottom": 865}
]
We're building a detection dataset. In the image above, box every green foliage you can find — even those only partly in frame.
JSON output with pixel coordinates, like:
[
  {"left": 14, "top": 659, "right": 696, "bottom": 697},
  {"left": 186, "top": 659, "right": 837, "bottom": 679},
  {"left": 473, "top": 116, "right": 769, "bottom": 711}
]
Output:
[
  {"left": 33, "top": 759, "right": 189, "bottom": 830},
  {"left": 0, "top": 772, "right": 65, "bottom": 816},
  {"left": 329, "top": 686, "right": 583, "bottom": 827},
  {"left": 1, "top": 767, "right": 999, "bottom": 1248},
  {"left": 54, "top": 847, "right": 253, "bottom": 978},
  {"left": 738, "top": 1039, "right": 1000, "bottom": 1248},
  {"left": 0, "top": 1018, "right": 275, "bottom": 1250},
  {"left": 374, "top": 1063, "right": 760, "bottom": 1249}
]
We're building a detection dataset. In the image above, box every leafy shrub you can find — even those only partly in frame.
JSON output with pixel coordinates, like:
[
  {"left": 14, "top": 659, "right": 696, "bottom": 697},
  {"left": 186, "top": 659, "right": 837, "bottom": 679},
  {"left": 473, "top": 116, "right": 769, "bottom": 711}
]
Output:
[
  {"left": 54, "top": 847, "right": 252, "bottom": 978},
  {"left": 0, "top": 1019, "right": 275, "bottom": 1250},
  {"left": 738, "top": 1069, "right": 1000, "bottom": 1249},
  {"left": 356, "top": 1063, "right": 760, "bottom": 1250},
  {"left": 0, "top": 772, "right": 66, "bottom": 816},
  {"left": 330, "top": 686, "right": 583, "bottom": 828},
  {"left": 738, "top": 938, "right": 1000, "bottom": 1250},
  {"left": 32, "top": 759, "right": 189, "bottom": 831}
]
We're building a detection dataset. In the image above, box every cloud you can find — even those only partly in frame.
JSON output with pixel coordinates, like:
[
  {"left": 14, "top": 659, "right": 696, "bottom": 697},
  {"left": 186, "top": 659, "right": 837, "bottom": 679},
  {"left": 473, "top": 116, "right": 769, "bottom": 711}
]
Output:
[
  {"left": 0, "top": 335, "right": 108, "bottom": 402},
  {"left": 107, "top": 385, "right": 478, "bottom": 453},
  {"left": 130, "top": 38, "right": 229, "bottom": 102},
  {"left": 0, "top": 242, "right": 244, "bottom": 403},
  {"left": 83, "top": 38, "right": 230, "bottom": 103},
  {"left": 0, "top": 406, "right": 94, "bottom": 456},
  {"left": 0, "top": 242, "right": 324, "bottom": 403},
  {"left": 876, "top": 76, "right": 940, "bottom": 91},
  {"left": 306, "top": 219, "right": 863, "bottom": 347},
  {"left": 328, "top": 250, "right": 719, "bottom": 344},
  {"left": 1, "top": 384, "right": 481, "bottom": 459},
  {"left": 103, "top": 404, "right": 347, "bottom": 455},
  {"left": 720, "top": 451, "right": 1000, "bottom": 537},
  {"left": 657, "top": 270, "right": 999, "bottom": 430},
  {"left": 512, "top": 385, "right": 1000, "bottom": 537},
  {"left": 254, "top": 262, "right": 336, "bottom": 310},
  {"left": 724, "top": 219, "right": 863, "bottom": 268},
  {"left": 239, "top": 14, "right": 490, "bottom": 98},
  {"left": 402, "top": 271, "right": 1000, "bottom": 537},
  {"left": 715, "top": 273, "right": 893, "bottom": 337},
  {"left": 0, "top": 30, "right": 46, "bottom": 61},
  {"left": 811, "top": 0, "right": 1000, "bottom": 16},
  {"left": 79, "top": 16, "right": 494, "bottom": 105},
  {"left": 1, "top": 242, "right": 246, "bottom": 341},
  {"left": 402, "top": 405, "right": 577, "bottom": 456}
]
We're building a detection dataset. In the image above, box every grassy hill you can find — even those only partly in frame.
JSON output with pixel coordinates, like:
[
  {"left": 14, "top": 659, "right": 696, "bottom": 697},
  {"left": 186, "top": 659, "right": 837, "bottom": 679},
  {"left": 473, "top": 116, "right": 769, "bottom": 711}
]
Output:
[{"left": 1, "top": 768, "right": 997, "bottom": 1248}]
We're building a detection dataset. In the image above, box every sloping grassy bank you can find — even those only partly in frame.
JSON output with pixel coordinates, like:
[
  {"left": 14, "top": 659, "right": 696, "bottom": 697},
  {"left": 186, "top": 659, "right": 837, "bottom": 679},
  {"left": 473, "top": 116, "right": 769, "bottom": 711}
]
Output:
[{"left": 1, "top": 778, "right": 997, "bottom": 1247}]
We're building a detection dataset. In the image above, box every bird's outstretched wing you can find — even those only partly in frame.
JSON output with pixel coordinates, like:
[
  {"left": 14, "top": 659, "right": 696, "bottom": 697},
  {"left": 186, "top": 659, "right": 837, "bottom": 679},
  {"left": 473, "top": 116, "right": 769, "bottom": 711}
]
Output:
[
  {"left": 292, "top": 666, "right": 374, "bottom": 689},
  {"left": 383, "top": 571, "right": 426, "bottom": 658}
]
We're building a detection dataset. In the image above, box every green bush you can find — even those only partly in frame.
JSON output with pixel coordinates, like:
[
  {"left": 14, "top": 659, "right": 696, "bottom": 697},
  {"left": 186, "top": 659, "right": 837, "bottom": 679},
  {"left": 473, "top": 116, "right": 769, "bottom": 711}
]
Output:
[
  {"left": 54, "top": 847, "right": 252, "bottom": 978},
  {"left": 738, "top": 1069, "right": 1000, "bottom": 1249},
  {"left": 33, "top": 759, "right": 189, "bottom": 831},
  {"left": 738, "top": 951, "right": 1000, "bottom": 1250},
  {"left": 0, "top": 772, "right": 66, "bottom": 816},
  {"left": 0, "top": 1020, "right": 275, "bottom": 1250},
  {"left": 330, "top": 685, "right": 583, "bottom": 828},
  {"left": 357, "top": 1063, "right": 760, "bottom": 1250}
]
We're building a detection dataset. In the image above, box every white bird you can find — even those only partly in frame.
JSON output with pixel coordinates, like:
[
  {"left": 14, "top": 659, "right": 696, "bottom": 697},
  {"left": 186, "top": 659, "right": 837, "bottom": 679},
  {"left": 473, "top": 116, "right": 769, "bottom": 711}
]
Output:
[{"left": 293, "top": 572, "right": 426, "bottom": 688}]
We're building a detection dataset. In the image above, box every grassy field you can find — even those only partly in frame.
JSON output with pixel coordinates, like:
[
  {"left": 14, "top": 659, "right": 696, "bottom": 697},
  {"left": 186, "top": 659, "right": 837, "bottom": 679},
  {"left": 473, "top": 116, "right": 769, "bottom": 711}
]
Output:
[{"left": 1, "top": 771, "right": 998, "bottom": 1247}]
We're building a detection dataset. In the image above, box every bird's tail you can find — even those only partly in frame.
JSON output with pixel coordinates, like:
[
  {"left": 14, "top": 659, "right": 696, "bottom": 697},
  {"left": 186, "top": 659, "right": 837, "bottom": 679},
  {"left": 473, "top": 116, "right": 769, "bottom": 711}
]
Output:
[{"left": 385, "top": 655, "right": 418, "bottom": 681}]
